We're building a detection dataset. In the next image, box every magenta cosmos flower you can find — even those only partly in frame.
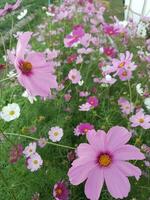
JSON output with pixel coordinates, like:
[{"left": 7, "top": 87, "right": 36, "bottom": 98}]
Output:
[
  {"left": 103, "top": 24, "right": 119, "bottom": 36},
  {"left": 64, "top": 25, "right": 85, "bottom": 48},
  {"left": 74, "top": 123, "right": 94, "bottom": 136},
  {"left": 53, "top": 181, "right": 69, "bottom": 200},
  {"left": 130, "top": 110, "right": 150, "bottom": 129},
  {"left": 9, "top": 32, "right": 58, "bottom": 97},
  {"left": 87, "top": 96, "right": 99, "bottom": 108},
  {"left": 68, "top": 126, "right": 145, "bottom": 200}
]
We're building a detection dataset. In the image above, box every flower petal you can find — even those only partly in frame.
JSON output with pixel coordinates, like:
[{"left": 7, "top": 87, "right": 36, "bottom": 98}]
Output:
[
  {"left": 85, "top": 166, "right": 104, "bottom": 200},
  {"left": 114, "top": 144, "right": 145, "bottom": 160},
  {"left": 106, "top": 126, "right": 132, "bottom": 151},
  {"left": 76, "top": 143, "right": 98, "bottom": 158},
  {"left": 16, "top": 32, "right": 32, "bottom": 59},
  {"left": 104, "top": 164, "right": 131, "bottom": 199},
  {"left": 115, "top": 161, "right": 142, "bottom": 180},
  {"left": 86, "top": 130, "right": 106, "bottom": 152},
  {"left": 68, "top": 161, "right": 96, "bottom": 185}
]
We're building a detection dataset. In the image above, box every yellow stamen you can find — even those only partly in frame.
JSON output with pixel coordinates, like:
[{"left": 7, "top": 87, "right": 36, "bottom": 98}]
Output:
[{"left": 99, "top": 154, "right": 112, "bottom": 167}]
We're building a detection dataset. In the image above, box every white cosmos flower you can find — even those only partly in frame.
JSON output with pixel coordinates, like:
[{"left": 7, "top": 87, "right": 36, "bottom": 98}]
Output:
[
  {"left": 78, "top": 80, "right": 84, "bottom": 86},
  {"left": 0, "top": 103, "right": 20, "bottom": 122},
  {"left": 136, "top": 83, "right": 144, "bottom": 96},
  {"left": 17, "top": 9, "right": 28, "bottom": 20},
  {"left": 22, "top": 90, "right": 37, "bottom": 104},
  {"left": 46, "top": 11, "right": 55, "bottom": 16},
  {"left": 144, "top": 98, "right": 150, "bottom": 110},
  {"left": 48, "top": 127, "right": 64, "bottom": 142}
]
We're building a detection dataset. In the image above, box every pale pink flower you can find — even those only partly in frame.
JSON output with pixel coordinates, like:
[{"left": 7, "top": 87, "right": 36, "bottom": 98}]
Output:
[
  {"left": 8, "top": 32, "right": 58, "bottom": 97},
  {"left": 64, "top": 94, "right": 72, "bottom": 102},
  {"left": 27, "top": 153, "right": 43, "bottom": 172},
  {"left": 68, "top": 69, "right": 81, "bottom": 84},
  {"left": 38, "top": 138, "right": 47, "bottom": 148},
  {"left": 79, "top": 91, "right": 90, "bottom": 97},
  {"left": 130, "top": 110, "right": 150, "bottom": 129},
  {"left": 48, "top": 127, "right": 64, "bottom": 142},
  {"left": 118, "top": 69, "right": 132, "bottom": 81},
  {"left": 76, "top": 55, "right": 83, "bottom": 64},
  {"left": 68, "top": 126, "right": 145, "bottom": 200},
  {"left": 118, "top": 97, "right": 134, "bottom": 115},
  {"left": 79, "top": 102, "right": 91, "bottom": 111},
  {"left": 77, "top": 48, "right": 93, "bottom": 55},
  {"left": 23, "top": 142, "right": 36, "bottom": 158},
  {"left": 112, "top": 51, "right": 137, "bottom": 73}
]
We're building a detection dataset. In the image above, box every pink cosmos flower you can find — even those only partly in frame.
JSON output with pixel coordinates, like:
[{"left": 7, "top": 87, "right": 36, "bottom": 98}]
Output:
[
  {"left": 103, "top": 24, "right": 120, "bottom": 36},
  {"left": 0, "top": 0, "right": 21, "bottom": 17},
  {"left": 8, "top": 32, "right": 58, "bottom": 97},
  {"left": 68, "top": 69, "right": 81, "bottom": 84},
  {"left": 23, "top": 142, "right": 36, "bottom": 158},
  {"left": 64, "top": 25, "right": 85, "bottom": 48},
  {"left": 118, "top": 97, "right": 134, "bottom": 115},
  {"left": 118, "top": 68, "right": 132, "bottom": 81},
  {"left": 87, "top": 96, "right": 99, "bottom": 108},
  {"left": 77, "top": 48, "right": 93, "bottom": 55},
  {"left": 53, "top": 181, "right": 69, "bottom": 200},
  {"left": 79, "top": 33, "right": 92, "bottom": 48},
  {"left": 74, "top": 123, "right": 94, "bottom": 136},
  {"left": 130, "top": 110, "right": 150, "bottom": 129},
  {"left": 38, "top": 138, "right": 47, "bottom": 148},
  {"left": 64, "top": 94, "right": 72, "bottom": 102},
  {"left": 112, "top": 51, "right": 137, "bottom": 73},
  {"left": 68, "top": 126, "right": 145, "bottom": 200},
  {"left": 79, "top": 91, "right": 90, "bottom": 97},
  {"left": 27, "top": 152, "right": 43, "bottom": 172}
]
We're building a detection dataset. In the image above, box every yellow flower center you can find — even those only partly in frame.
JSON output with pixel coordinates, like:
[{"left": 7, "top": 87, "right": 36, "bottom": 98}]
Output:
[
  {"left": 33, "top": 160, "right": 38, "bottom": 165},
  {"left": 9, "top": 110, "right": 15, "bottom": 116},
  {"left": 54, "top": 132, "right": 59, "bottom": 137},
  {"left": 20, "top": 61, "right": 32, "bottom": 74},
  {"left": 138, "top": 118, "right": 144, "bottom": 123},
  {"left": 55, "top": 188, "right": 62, "bottom": 195},
  {"left": 119, "top": 62, "right": 125, "bottom": 68},
  {"left": 99, "top": 154, "right": 112, "bottom": 167}
]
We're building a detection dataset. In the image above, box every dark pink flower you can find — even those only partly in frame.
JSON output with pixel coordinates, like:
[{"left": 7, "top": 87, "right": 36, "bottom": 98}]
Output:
[
  {"left": 74, "top": 123, "right": 94, "bottom": 136},
  {"left": 9, "top": 144, "right": 23, "bottom": 164},
  {"left": 103, "top": 24, "right": 119, "bottom": 36},
  {"left": 87, "top": 96, "right": 99, "bottom": 107},
  {"left": 64, "top": 25, "right": 85, "bottom": 47},
  {"left": 53, "top": 181, "right": 69, "bottom": 200},
  {"left": 103, "top": 47, "right": 117, "bottom": 58},
  {"left": 67, "top": 54, "right": 77, "bottom": 64}
]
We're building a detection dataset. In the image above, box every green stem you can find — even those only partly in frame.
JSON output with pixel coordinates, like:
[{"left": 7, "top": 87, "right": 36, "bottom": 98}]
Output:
[
  {"left": 3, "top": 132, "right": 76, "bottom": 150},
  {"left": 0, "top": 76, "right": 17, "bottom": 84}
]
